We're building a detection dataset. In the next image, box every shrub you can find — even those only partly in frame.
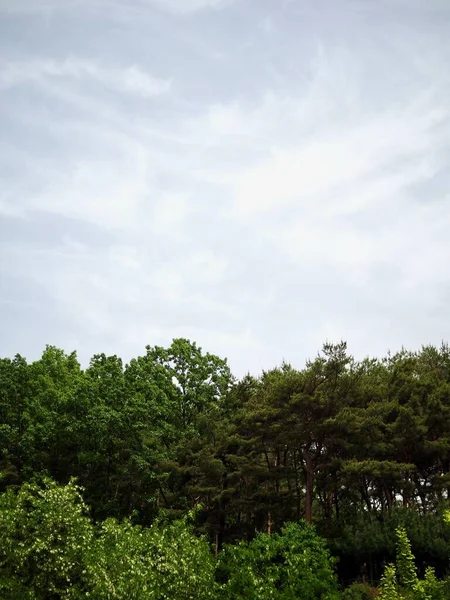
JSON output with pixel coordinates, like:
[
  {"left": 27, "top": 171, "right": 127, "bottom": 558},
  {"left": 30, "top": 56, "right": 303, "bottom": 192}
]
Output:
[
  {"left": 0, "top": 479, "right": 217, "bottom": 600},
  {"left": 0, "top": 477, "right": 93, "bottom": 599},
  {"left": 342, "top": 582, "right": 379, "bottom": 600},
  {"left": 379, "top": 528, "right": 446, "bottom": 600},
  {"left": 86, "top": 515, "right": 217, "bottom": 600},
  {"left": 217, "top": 520, "right": 340, "bottom": 600}
]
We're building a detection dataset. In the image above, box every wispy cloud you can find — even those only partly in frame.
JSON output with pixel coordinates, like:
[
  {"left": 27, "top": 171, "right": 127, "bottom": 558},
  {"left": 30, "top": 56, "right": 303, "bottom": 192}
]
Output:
[
  {"left": 0, "top": 58, "right": 170, "bottom": 97},
  {"left": 231, "top": 97, "right": 446, "bottom": 218},
  {"left": 0, "top": 0, "right": 241, "bottom": 16},
  {"left": 2, "top": 0, "right": 450, "bottom": 375}
]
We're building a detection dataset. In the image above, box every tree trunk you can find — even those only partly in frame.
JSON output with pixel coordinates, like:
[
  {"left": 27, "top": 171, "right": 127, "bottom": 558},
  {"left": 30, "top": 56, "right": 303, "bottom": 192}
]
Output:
[
  {"left": 303, "top": 450, "right": 314, "bottom": 523},
  {"left": 385, "top": 487, "right": 393, "bottom": 514}
]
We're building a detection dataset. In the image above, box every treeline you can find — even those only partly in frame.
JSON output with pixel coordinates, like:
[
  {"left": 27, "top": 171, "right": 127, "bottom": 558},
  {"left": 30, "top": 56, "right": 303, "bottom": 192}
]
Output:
[
  {"left": 0, "top": 477, "right": 340, "bottom": 599},
  {"left": 2, "top": 339, "right": 450, "bottom": 585}
]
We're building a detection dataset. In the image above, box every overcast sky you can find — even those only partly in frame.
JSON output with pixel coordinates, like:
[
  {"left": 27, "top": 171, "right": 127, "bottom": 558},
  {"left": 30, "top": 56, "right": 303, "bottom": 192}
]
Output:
[{"left": 1, "top": 0, "right": 450, "bottom": 376}]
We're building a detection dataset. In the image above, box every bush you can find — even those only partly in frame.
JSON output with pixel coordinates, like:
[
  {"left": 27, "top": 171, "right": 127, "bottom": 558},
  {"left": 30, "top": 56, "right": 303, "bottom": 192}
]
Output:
[
  {"left": 87, "top": 515, "right": 217, "bottom": 600},
  {"left": 0, "top": 479, "right": 217, "bottom": 600},
  {"left": 217, "top": 520, "right": 340, "bottom": 600},
  {"left": 0, "top": 477, "right": 93, "bottom": 599},
  {"left": 342, "top": 582, "right": 379, "bottom": 600},
  {"left": 379, "top": 528, "right": 446, "bottom": 600}
]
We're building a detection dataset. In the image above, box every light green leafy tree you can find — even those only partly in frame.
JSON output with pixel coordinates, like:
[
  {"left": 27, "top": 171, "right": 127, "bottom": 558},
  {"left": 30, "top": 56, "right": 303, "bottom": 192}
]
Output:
[
  {"left": 0, "top": 478, "right": 218, "bottom": 599},
  {"left": 379, "top": 527, "right": 446, "bottom": 600},
  {"left": 217, "top": 520, "right": 340, "bottom": 600},
  {"left": 396, "top": 526, "right": 418, "bottom": 592},
  {"left": 380, "top": 564, "right": 400, "bottom": 600},
  {"left": 0, "top": 477, "right": 93, "bottom": 599},
  {"left": 86, "top": 513, "right": 217, "bottom": 600}
]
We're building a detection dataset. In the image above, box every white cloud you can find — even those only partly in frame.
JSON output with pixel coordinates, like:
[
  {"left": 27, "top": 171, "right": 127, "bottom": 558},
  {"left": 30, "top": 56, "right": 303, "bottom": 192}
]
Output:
[
  {"left": 206, "top": 103, "right": 249, "bottom": 137},
  {"left": 168, "top": 43, "right": 450, "bottom": 358},
  {"left": 0, "top": 0, "right": 82, "bottom": 14},
  {"left": 176, "top": 46, "right": 448, "bottom": 300},
  {"left": 2, "top": 0, "right": 450, "bottom": 377},
  {"left": 5, "top": 229, "right": 240, "bottom": 367},
  {"left": 231, "top": 102, "right": 445, "bottom": 218},
  {"left": 27, "top": 153, "right": 154, "bottom": 230},
  {"left": 146, "top": 0, "right": 240, "bottom": 14},
  {"left": 152, "top": 193, "right": 191, "bottom": 230},
  {"left": 188, "top": 251, "right": 228, "bottom": 284},
  {"left": 261, "top": 15, "right": 274, "bottom": 34},
  {"left": 0, "top": 58, "right": 170, "bottom": 97},
  {"left": 0, "top": 196, "right": 26, "bottom": 218},
  {"left": 0, "top": 0, "right": 241, "bottom": 16}
]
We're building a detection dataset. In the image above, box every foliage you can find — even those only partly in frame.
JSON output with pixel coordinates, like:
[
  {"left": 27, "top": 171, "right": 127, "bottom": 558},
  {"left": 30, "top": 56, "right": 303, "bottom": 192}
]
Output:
[
  {"left": 395, "top": 527, "right": 418, "bottom": 591},
  {"left": 0, "top": 479, "right": 217, "bottom": 599},
  {"left": 327, "top": 509, "right": 450, "bottom": 583},
  {"left": 217, "top": 520, "right": 340, "bottom": 600},
  {"left": 379, "top": 528, "right": 446, "bottom": 600},
  {"left": 3, "top": 339, "right": 450, "bottom": 593},
  {"left": 0, "top": 477, "right": 93, "bottom": 599},
  {"left": 414, "top": 567, "right": 446, "bottom": 600},
  {"left": 86, "top": 515, "right": 217, "bottom": 600},
  {"left": 341, "top": 583, "right": 380, "bottom": 600},
  {"left": 379, "top": 565, "right": 399, "bottom": 600}
]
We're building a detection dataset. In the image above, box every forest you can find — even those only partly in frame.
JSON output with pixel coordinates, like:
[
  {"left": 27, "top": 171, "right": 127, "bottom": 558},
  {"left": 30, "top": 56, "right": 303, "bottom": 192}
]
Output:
[{"left": 2, "top": 338, "right": 450, "bottom": 599}]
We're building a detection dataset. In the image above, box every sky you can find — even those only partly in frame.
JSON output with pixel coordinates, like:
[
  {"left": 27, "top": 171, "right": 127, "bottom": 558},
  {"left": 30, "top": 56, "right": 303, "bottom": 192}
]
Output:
[{"left": 1, "top": 0, "right": 450, "bottom": 376}]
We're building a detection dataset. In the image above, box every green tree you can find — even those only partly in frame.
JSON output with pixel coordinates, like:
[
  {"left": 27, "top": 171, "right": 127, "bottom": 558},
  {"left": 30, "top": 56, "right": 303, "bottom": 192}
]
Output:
[
  {"left": 217, "top": 520, "right": 340, "bottom": 600},
  {"left": 0, "top": 477, "right": 93, "bottom": 599},
  {"left": 86, "top": 513, "right": 217, "bottom": 600},
  {"left": 380, "top": 564, "right": 399, "bottom": 600},
  {"left": 379, "top": 527, "right": 446, "bottom": 600},
  {"left": 396, "top": 526, "right": 418, "bottom": 591},
  {"left": 145, "top": 338, "right": 233, "bottom": 432},
  {"left": 0, "top": 354, "right": 30, "bottom": 488},
  {"left": 125, "top": 338, "right": 234, "bottom": 520}
]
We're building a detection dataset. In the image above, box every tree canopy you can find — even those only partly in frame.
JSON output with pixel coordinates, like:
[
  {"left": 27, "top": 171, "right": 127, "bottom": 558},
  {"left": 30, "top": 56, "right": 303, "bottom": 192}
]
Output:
[{"left": 2, "top": 338, "right": 450, "bottom": 597}]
